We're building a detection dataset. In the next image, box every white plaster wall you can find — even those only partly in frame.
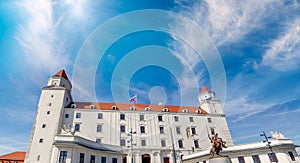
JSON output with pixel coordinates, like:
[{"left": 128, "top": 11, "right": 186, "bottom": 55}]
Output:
[{"left": 25, "top": 88, "right": 67, "bottom": 163}]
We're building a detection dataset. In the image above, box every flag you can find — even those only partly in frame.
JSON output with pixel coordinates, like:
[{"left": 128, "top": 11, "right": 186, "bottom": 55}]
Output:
[{"left": 129, "top": 95, "right": 137, "bottom": 103}]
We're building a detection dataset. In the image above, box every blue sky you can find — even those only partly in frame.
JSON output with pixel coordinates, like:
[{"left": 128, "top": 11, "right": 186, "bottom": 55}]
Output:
[{"left": 0, "top": 0, "right": 300, "bottom": 155}]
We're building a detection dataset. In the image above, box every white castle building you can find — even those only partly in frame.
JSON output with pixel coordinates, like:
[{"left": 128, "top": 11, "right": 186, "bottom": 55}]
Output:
[
  {"left": 25, "top": 70, "right": 234, "bottom": 163},
  {"left": 25, "top": 70, "right": 300, "bottom": 163}
]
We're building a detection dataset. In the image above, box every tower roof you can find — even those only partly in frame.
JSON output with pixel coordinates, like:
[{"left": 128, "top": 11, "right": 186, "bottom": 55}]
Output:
[
  {"left": 53, "top": 69, "right": 69, "bottom": 81},
  {"left": 200, "top": 86, "right": 211, "bottom": 93}
]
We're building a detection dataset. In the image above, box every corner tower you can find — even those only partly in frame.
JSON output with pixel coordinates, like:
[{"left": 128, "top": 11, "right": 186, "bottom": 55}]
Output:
[
  {"left": 198, "top": 86, "right": 224, "bottom": 114},
  {"left": 25, "top": 70, "right": 72, "bottom": 163}
]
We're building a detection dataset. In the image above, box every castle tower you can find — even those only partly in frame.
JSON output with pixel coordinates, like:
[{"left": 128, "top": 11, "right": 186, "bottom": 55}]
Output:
[
  {"left": 198, "top": 86, "right": 224, "bottom": 114},
  {"left": 25, "top": 70, "right": 72, "bottom": 163}
]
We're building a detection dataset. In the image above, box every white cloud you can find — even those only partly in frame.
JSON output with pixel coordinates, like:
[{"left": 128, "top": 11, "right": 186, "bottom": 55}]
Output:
[
  {"left": 14, "top": 0, "right": 98, "bottom": 80},
  {"left": 15, "top": 0, "right": 68, "bottom": 72},
  {"left": 224, "top": 90, "right": 297, "bottom": 122},
  {"left": 261, "top": 18, "right": 300, "bottom": 71},
  {"left": 0, "top": 136, "right": 28, "bottom": 155},
  {"left": 168, "top": 0, "right": 287, "bottom": 107},
  {"left": 174, "top": 0, "right": 280, "bottom": 47}
]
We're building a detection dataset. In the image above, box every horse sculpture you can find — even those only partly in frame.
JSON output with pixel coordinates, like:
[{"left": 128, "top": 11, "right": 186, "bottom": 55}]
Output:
[{"left": 208, "top": 133, "right": 227, "bottom": 158}]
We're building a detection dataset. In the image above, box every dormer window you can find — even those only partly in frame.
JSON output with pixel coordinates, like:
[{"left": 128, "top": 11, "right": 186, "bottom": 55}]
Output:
[
  {"left": 71, "top": 104, "right": 76, "bottom": 108},
  {"left": 52, "top": 80, "right": 58, "bottom": 86},
  {"left": 182, "top": 109, "right": 188, "bottom": 113},
  {"left": 163, "top": 108, "right": 168, "bottom": 112},
  {"left": 90, "top": 105, "right": 95, "bottom": 109},
  {"left": 130, "top": 106, "right": 135, "bottom": 111},
  {"left": 196, "top": 110, "right": 201, "bottom": 114},
  {"left": 145, "top": 107, "right": 150, "bottom": 111},
  {"left": 112, "top": 105, "right": 117, "bottom": 110}
]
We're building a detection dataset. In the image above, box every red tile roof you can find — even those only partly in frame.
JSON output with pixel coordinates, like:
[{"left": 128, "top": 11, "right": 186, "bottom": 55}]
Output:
[
  {"left": 0, "top": 151, "right": 26, "bottom": 162},
  {"left": 200, "top": 86, "right": 211, "bottom": 93},
  {"left": 53, "top": 69, "right": 69, "bottom": 81},
  {"left": 73, "top": 102, "right": 207, "bottom": 114}
]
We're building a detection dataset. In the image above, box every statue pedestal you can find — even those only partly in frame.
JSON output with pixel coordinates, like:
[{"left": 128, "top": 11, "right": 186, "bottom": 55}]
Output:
[{"left": 209, "top": 156, "right": 232, "bottom": 163}]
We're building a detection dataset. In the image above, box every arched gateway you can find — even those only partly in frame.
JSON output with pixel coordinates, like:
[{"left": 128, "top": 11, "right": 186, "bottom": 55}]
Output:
[{"left": 141, "top": 154, "right": 151, "bottom": 163}]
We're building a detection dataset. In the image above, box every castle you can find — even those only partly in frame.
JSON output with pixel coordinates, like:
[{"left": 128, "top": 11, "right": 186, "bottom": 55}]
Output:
[{"left": 25, "top": 70, "right": 234, "bottom": 163}]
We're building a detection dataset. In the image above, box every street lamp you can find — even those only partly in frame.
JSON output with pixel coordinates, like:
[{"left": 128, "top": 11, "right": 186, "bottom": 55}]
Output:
[
  {"left": 260, "top": 131, "right": 277, "bottom": 163},
  {"left": 127, "top": 128, "right": 136, "bottom": 163}
]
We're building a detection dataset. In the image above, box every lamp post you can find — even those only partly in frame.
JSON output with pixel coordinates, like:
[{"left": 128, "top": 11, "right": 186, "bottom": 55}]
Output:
[
  {"left": 260, "top": 131, "right": 277, "bottom": 163},
  {"left": 128, "top": 128, "right": 136, "bottom": 163}
]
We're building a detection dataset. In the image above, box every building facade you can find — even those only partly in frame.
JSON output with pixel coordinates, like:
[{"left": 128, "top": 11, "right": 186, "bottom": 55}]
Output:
[{"left": 25, "top": 70, "right": 233, "bottom": 163}]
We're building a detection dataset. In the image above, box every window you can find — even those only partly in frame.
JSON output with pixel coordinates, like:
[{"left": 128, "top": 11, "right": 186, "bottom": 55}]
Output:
[
  {"left": 96, "top": 138, "right": 101, "bottom": 143},
  {"left": 163, "top": 108, "right": 168, "bottom": 112},
  {"left": 65, "top": 114, "right": 69, "bottom": 118},
  {"left": 98, "top": 113, "right": 103, "bottom": 119},
  {"left": 140, "top": 114, "right": 144, "bottom": 121},
  {"left": 97, "top": 125, "right": 102, "bottom": 132},
  {"left": 90, "top": 155, "right": 95, "bottom": 163},
  {"left": 210, "top": 128, "right": 215, "bottom": 135},
  {"left": 130, "top": 106, "right": 135, "bottom": 110},
  {"left": 268, "top": 153, "right": 278, "bottom": 162},
  {"left": 161, "top": 140, "right": 166, "bottom": 147},
  {"left": 120, "top": 114, "right": 125, "bottom": 120},
  {"left": 194, "top": 140, "right": 199, "bottom": 148},
  {"left": 140, "top": 126, "right": 145, "bottom": 134},
  {"left": 207, "top": 118, "right": 212, "bottom": 123},
  {"left": 288, "top": 151, "right": 296, "bottom": 161},
  {"left": 59, "top": 151, "right": 67, "bottom": 163},
  {"left": 47, "top": 111, "right": 50, "bottom": 115},
  {"left": 71, "top": 104, "right": 76, "bottom": 108},
  {"left": 48, "top": 103, "right": 52, "bottom": 106},
  {"left": 101, "top": 157, "right": 106, "bottom": 163},
  {"left": 178, "top": 140, "right": 183, "bottom": 148},
  {"left": 120, "top": 139, "right": 126, "bottom": 146},
  {"left": 75, "top": 124, "right": 80, "bottom": 132},
  {"left": 37, "top": 155, "right": 40, "bottom": 161},
  {"left": 158, "top": 115, "right": 163, "bottom": 121},
  {"left": 41, "top": 124, "right": 46, "bottom": 128},
  {"left": 191, "top": 127, "right": 197, "bottom": 135},
  {"left": 182, "top": 109, "right": 188, "bottom": 113},
  {"left": 252, "top": 155, "right": 261, "bottom": 163},
  {"left": 145, "top": 107, "right": 150, "bottom": 111},
  {"left": 112, "top": 105, "right": 117, "bottom": 110},
  {"left": 176, "top": 127, "right": 181, "bottom": 134},
  {"left": 237, "top": 156, "right": 245, "bottom": 163},
  {"left": 66, "top": 97, "right": 68, "bottom": 102},
  {"left": 174, "top": 116, "right": 179, "bottom": 122},
  {"left": 159, "top": 126, "right": 164, "bottom": 134},
  {"left": 112, "top": 158, "right": 117, "bottom": 163},
  {"left": 189, "top": 117, "right": 194, "bottom": 122},
  {"left": 141, "top": 140, "right": 146, "bottom": 146},
  {"left": 76, "top": 113, "right": 81, "bottom": 118},
  {"left": 90, "top": 105, "right": 95, "bottom": 109},
  {"left": 39, "top": 139, "right": 43, "bottom": 143},
  {"left": 79, "top": 153, "right": 85, "bottom": 163},
  {"left": 120, "top": 125, "right": 126, "bottom": 132},
  {"left": 51, "top": 95, "right": 54, "bottom": 98}
]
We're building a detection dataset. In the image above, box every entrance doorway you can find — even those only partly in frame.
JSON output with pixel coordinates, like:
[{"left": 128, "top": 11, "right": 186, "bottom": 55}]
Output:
[
  {"left": 141, "top": 154, "right": 151, "bottom": 163},
  {"left": 163, "top": 157, "right": 170, "bottom": 163},
  {"left": 122, "top": 157, "right": 127, "bottom": 163}
]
